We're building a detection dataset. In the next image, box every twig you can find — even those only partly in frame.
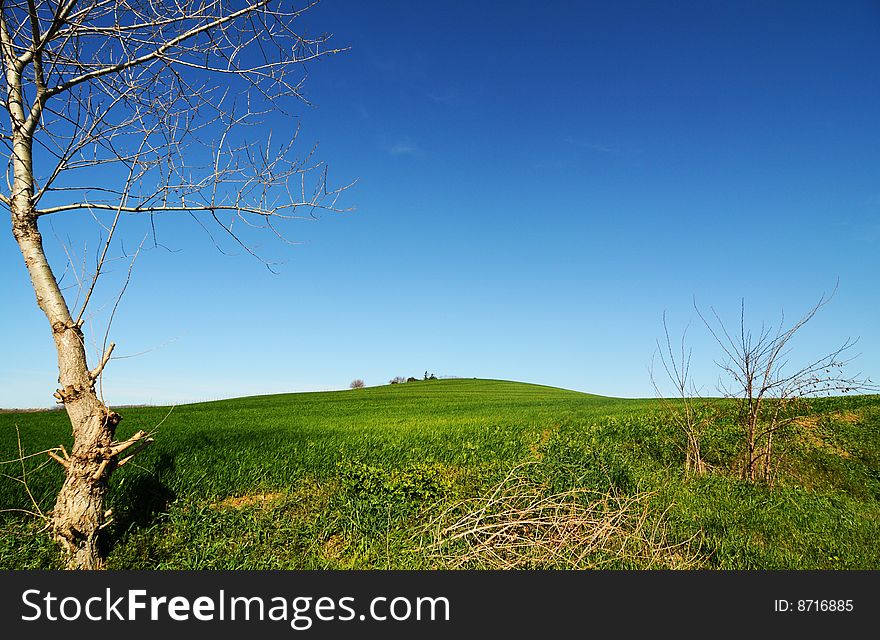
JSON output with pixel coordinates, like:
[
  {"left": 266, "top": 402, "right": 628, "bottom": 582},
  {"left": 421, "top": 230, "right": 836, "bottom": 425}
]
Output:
[
  {"left": 115, "top": 439, "right": 154, "bottom": 468},
  {"left": 109, "top": 429, "right": 149, "bottom": 456},
  {"left": 16, "top": 426, "right": 46, "bottom": 519},
  {"left": 88, "top": 342, "right": 115, "bottom": 380},
  {"left": 47, "top": 450, "right": 68, "bottom": 468}
]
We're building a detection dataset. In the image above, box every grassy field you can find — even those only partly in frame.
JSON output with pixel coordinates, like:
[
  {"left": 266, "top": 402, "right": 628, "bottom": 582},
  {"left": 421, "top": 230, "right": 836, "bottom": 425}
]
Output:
[{"left": 1, "top": 379, "right": 879, "bottom": 569}]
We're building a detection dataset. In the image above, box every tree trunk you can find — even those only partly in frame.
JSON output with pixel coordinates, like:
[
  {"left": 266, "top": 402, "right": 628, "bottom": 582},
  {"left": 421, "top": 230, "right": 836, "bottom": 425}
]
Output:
[
  {"left": 5, "top": 43, "right": 122, "bottom": 569},
  {"left": 11, "top": 188, "right": 120, "bottom": 570},
  {"left": 50, "top": 399, "right": 120, "bottom": 570}
]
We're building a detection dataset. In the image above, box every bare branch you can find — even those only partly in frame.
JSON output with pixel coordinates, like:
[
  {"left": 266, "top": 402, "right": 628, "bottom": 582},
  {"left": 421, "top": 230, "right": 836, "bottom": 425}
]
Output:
[
  {"left": 115, "top": 438, "right": 153, "bottom": 468},
  {"left": 35, "top": 199, "right": 350, "bottom": 218},
  {"left": 88, "top": 341, "right": 114, "bottom": 380}
]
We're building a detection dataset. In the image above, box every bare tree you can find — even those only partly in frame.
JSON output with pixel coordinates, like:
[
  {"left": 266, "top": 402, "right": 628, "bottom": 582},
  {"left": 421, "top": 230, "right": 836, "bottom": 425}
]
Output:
[
  {"left": 349, "top": 379, "right": 365, "bottom": 389},
  {"left": 697, "top": 292, "right": 875, "bottom": 482},
  {"left": 651, "top": 313, "right": 709, "bottom": 476},
  {"left": 2, "top": 0, "right": 348, "bottom": 568}
]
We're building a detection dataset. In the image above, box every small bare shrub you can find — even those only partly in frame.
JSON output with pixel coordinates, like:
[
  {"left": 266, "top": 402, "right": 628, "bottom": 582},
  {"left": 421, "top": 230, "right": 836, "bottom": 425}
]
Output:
[
  {"left": 652, "top": 312, "right": 710, "bottom": 476},
  {"left": 697, "top": 292, "right": 876, "bottom": 482}
]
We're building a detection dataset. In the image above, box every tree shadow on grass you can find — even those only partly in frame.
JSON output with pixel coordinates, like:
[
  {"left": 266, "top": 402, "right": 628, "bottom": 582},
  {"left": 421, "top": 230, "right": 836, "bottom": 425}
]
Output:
[{"left": 105, "top": 451, "right": 177, "bottom": 552}]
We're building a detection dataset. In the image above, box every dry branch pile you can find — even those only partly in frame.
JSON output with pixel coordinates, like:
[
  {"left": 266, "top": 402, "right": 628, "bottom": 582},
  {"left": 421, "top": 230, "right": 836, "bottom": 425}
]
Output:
[{"left": 422, "top": 463, "right": 699, "bottom": 570}]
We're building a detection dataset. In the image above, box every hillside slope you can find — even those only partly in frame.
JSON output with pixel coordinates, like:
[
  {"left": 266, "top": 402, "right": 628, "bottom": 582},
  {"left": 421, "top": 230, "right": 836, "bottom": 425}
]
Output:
[{"left": 2, "top": 379, "right": 879, "bottom": 569}]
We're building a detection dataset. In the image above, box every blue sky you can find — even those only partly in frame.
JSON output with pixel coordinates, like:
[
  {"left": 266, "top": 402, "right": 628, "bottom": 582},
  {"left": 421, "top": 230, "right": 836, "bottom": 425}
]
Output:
[{"left": 2, "top": 0, "right": 879, "bottom": 407}]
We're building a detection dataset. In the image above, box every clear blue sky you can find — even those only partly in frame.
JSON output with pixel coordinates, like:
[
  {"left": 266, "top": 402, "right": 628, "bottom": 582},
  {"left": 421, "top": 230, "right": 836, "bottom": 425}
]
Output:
[{"left": 2, "top": 0, "right": 878, "bottom": 407}]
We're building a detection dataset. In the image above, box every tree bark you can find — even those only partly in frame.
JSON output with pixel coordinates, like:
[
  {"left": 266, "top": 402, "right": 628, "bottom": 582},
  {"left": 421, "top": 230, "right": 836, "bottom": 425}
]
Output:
[
  {"left": 9, "top": 118, "right": 120, "bottom": 568},
  {"left": 12, "top": 213, "right": 121, "bottom": 569}
]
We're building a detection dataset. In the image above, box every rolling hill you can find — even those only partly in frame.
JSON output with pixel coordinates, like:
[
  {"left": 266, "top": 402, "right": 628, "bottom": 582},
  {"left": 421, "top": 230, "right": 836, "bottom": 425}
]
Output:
[{"left": 2, "top": 379, "right": 878, "bottom": 569}]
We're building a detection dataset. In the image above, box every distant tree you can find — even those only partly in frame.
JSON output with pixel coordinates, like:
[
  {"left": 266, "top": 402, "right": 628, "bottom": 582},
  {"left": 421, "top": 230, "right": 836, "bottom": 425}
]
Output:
[
  {"left": 350, "top": 379, "right": 366, "bottom": 390},
  {"left": 389, "top": 376, "right": 407, "bottom": 385},
  {"left": 2, "top": 1, "right": 347, "bottom": 569}
]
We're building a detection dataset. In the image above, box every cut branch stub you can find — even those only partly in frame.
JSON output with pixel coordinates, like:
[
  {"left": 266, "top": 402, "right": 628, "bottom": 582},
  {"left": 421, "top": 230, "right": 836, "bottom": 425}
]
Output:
[
  {"left": 115, "top": 438, "right": 154, "bottom": 469},
  {"left": 91, "top": 459, "right": 111, "bottom": 481},
  {"left": 54, "top": 382, "right": 95, "bottom": 405},
  {"left": 108, "top": 430, "right": 149, "bottom": 457},
  {"left": 47, "top": 450, "right": 69, "bottom": 468}
]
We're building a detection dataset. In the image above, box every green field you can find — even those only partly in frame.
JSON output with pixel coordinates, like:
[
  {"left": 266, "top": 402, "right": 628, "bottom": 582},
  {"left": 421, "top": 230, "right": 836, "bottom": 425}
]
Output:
[{"left": 2, "top": 379, "right": 879, "bottom": 569}]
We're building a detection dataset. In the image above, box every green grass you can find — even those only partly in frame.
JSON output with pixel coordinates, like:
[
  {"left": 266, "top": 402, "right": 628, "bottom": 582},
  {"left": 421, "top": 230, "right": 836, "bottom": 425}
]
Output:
[{"left": 1, "top": 379, "right": 878, "bottom": 569}]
